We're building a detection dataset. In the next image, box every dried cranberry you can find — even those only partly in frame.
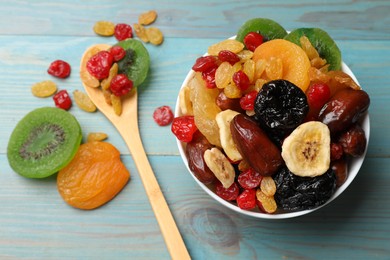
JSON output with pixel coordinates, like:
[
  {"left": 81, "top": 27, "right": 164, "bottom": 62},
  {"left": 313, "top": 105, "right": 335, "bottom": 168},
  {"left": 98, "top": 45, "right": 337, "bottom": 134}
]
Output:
[
  {"left": 53, "top": 90, "right": 72, "bottom": 110},
  {"left": 215, "top": 181, "right": 240, "bottom": 201},
  {"left": 307, "top": 82, "right": 331, "bottom": 110},
  {"left": 86, "top": 50, "right": 114, "bottom": 80},
  {"left": 114, "top": 23, "right": 133, "bottom": 41},
  {"left": 110, "top": 74, "right": 133, "bottom": 96},
  {"left": 192, "top": 56, "right": 219, "bottom": 73},
  {"left": 233, "top": 70, "right": 250, "bottom": 91},
  {"left": 153, "top": 106, "right": 174, "bottom": 126},
  {"left": 236, "top": 189, "right": 257, "bottom": 210},
  {"left": 218, "top": 50, "right": 240, "bottom": 65},
  {"left": 110, "top": 46, "right": 126, "bottom": 62},
  {"left": 202, "top": 67, "right": 217, "bottom": 89},
  {"left": 171, "top": 116, "right": 197, "bottom": 142},
  {"left": 330, "top": 142, "right": 344, "bottom": 161},
  {"left": 47, "top": 60, "right": 71, "bottom": 78},
  {"left": 239, "top": 90, "right": 258, "bottom": 110},
  {"left": 238, "top": 168, "right": 263, "bottom": 189},
  {"left": 243, "top": 32, "right": 264, "bottom": 51}
]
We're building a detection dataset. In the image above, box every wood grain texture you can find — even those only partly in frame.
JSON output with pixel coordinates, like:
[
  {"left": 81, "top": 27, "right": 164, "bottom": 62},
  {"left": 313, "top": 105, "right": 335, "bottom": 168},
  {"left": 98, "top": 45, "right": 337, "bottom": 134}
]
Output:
[{"left": 0, "top": 0, "right": 389, "bottom": 259}]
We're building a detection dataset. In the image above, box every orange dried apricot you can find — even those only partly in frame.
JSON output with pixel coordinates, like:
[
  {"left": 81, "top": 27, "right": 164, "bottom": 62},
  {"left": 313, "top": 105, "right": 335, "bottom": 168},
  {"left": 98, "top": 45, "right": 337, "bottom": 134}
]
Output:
[
  {"left": 57, "top": 141, "right": 130, "bottom": 210},
  {"left": 252, "top": 39, "right": 311, "bottom": 91}
]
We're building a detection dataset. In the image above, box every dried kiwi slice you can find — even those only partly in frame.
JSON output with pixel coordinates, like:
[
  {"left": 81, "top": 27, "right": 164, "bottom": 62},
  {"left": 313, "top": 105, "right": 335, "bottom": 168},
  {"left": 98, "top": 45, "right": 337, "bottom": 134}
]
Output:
[
  {"left": 115, "top": 38, "right": 150, "bottom": 88},
  {"left": 7, "top": 107, "right": 82, "bottom": 178},
  {"left": 284, "top": 28, "right": 342, "bottom": 71},
  {"left": 236, "top": 18, "right": 288, "bottom": 42}
]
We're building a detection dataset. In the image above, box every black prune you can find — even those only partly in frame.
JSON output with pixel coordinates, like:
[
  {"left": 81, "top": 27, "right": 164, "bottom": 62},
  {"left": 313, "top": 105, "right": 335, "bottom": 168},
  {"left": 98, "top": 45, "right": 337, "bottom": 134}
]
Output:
[
  {"left": 254, "top": 79, "right": 309, "bottom": 131},
  {"left": 273, "top": 166, "right": 337, "bottom": 211}
]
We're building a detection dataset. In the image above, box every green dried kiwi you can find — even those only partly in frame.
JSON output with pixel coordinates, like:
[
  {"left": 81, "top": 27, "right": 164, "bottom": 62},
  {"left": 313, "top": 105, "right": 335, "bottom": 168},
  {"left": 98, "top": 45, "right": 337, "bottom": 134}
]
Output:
[
  {"left": 284, "top": 28, "right": 342, "bottom": 71},
  {"left": 236, "top": 18, "right": 288, "bottom": 42},
  {"left": 115, "top": 38, "right": 150, "bottom": 88},
  {"left": 7, "top": 107, "right": 82, "bottom": 178}
]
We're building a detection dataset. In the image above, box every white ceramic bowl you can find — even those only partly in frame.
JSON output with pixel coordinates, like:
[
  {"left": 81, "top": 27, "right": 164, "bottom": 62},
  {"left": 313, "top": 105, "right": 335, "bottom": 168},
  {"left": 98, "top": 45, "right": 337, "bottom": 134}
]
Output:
[{"left": 175, "top": 47, "right": 370, "bottom": 219}]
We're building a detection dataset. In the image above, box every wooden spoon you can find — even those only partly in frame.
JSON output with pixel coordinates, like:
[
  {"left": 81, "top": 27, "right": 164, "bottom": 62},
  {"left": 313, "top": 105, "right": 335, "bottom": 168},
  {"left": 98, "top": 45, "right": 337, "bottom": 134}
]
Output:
[{"left": 80, "top": 44, "right": 190, "bottom": 260}]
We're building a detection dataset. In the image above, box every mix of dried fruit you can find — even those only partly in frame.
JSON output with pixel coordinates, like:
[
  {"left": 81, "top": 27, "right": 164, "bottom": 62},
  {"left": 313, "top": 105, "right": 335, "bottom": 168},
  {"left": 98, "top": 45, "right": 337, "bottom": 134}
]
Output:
[
  {"left": 172, "top": 18, "right": 370, "bottom": 214},
  {"left": 93, "top": 10, "right": 163, "bottom": 45}
]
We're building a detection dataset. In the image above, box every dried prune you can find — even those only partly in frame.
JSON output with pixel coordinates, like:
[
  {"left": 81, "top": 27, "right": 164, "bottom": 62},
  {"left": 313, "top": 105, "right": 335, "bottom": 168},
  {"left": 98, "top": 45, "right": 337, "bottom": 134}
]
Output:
[
  {"left": 254, "top": 79, "right": 309, "bottom": 131},
  {"left": 273, "top": 166, "right": 336, "bottom": 211}
]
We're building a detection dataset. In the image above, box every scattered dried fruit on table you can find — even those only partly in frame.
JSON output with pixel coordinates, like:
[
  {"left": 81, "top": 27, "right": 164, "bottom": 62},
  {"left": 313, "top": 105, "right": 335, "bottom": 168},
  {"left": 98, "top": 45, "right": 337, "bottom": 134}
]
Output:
[
  {"left": 73, "top": 90, "right": 97, "bottom": 112},
  {"left": 31, "top": 80, "right": 57, "bottom": 97},
  {"left": 93, "top": 20, "right": 115, "bottom": 36},
  {"left": 57, "top": 141, "right": 130, "bottom": 210},
  {"left": 138, "top": 10, "right": 158, "bottom": 25}
]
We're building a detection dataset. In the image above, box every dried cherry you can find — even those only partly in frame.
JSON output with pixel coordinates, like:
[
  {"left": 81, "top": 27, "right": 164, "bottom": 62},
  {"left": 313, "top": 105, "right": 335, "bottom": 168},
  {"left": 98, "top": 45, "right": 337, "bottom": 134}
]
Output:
[
  {"left": 236, "top": 189, "right": 257, "bottom": 210},
  {"left": 171, "top": 116, "right": 197, "bottom": 142},
  {"left": 114, "top": 23, "right": 133, "bottom": 41},
  {"left": 238, "top": 168, "right": 262, "bottom": 189},
  {"left": 153, "top": 106, "right": 174, "bottom": 126},
  {"left": 53, "top": 90, "right": 72, "bottom": 110},
  {"left": 48, "top": 60, "right": 71, "bottom": 78},
  {"left": 215, "top": 181, "right": 239, "bottom": 201},
  {"left": 86, "top": 50, "right": 114, "bottom": 80},
  {"left": 110, "top": 74, "right": 133, "bottom": 96}
]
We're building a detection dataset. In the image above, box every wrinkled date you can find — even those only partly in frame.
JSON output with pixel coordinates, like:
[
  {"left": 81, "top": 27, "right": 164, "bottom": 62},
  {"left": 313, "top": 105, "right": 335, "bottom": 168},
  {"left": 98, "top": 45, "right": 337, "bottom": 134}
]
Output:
[
  {"left": 319, "top": 88, "right": 370, "bottom": 135},
  {"left": 338, "top": 124, "right": 367, "bottom": 157},
  {"left": 230, "top": 114, "right": 282, "bottom": 176},
  {"left": 185, "top": 131, "right": 216, "bottom": 184}
]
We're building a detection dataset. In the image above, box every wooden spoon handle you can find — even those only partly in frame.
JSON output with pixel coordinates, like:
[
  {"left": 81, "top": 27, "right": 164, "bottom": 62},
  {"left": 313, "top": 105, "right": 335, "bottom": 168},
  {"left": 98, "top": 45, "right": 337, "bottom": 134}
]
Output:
[{"left": 117, "top": 124, "right": 190, "bottom": 260}]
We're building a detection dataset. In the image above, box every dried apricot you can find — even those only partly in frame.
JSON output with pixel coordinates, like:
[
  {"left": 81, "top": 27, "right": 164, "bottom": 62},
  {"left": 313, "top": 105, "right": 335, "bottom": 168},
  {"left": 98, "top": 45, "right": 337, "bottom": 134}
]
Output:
[
  {"left": 57, "top": 141, "right": 130, "bottom": 210},
  {"left": 253, "top": 39, "right": 311, "bottom": 91}
]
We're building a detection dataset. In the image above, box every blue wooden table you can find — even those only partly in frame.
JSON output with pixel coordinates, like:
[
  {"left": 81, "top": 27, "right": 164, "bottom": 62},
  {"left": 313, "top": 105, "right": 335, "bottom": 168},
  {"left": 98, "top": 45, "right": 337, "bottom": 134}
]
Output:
[{"left": 1, "top": 1, "right": 389, "bottom": 259}]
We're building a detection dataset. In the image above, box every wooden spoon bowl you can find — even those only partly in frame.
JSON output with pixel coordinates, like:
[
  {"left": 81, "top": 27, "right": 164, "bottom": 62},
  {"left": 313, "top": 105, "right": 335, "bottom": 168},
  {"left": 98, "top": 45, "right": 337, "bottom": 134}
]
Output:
[{"left": 80, "top": 44, "right": 190, "bottom": 259}]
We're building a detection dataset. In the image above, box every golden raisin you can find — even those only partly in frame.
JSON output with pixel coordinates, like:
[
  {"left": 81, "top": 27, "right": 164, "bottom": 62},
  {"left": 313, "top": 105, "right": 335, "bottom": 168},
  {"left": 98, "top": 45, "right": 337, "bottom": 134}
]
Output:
[
  {"left": 57, "top": 142, "right": 130, "bottom": 210},
  {"left": 145, "top": 27, "right": 164, "bottom": 45},
  {"left": 133, "top": 23, "right": 149, "bottom": 43},
  {"left": 31, "top": 80, "right": 57, "bottom": 97},
  {"left": 111, "top": 94, "right": 122, "bottom": 115},
  {"left": 87, "top": 132, "right": 108, "bottom": 142},
  {"left": 73, "top": 90, "right": 97, "bottom": 112},
  {"left": 93, "top": 21, "right": 115, "bottom": 36},
  {"left": 138, "top": 10, "right": 158, "bottom": 25}
]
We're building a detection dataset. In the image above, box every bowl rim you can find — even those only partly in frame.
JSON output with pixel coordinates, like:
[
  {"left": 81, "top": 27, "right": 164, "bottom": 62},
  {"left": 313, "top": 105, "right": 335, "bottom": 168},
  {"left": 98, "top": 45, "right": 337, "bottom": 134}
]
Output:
[{"left": 174, "top": 41, "right": 370, "bottom": 219}]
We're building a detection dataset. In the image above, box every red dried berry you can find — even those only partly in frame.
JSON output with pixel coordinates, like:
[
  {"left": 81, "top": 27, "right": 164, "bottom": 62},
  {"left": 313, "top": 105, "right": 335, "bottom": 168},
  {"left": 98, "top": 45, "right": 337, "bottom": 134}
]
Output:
[
  {"left": 307, "top": 82, "right": 331, "bottom": 110},
  {"left": 239, "top": 90, "right": 258, "bottom": 110},
  {"left": 47, "top": 60, "right": 71, "bottom": 78},
  {"left": 192, "top": 56, "right": 219, "bottom": 73},
  {"left": 171, "top": 116, "right": 197, "bottom": 142},
  {"left": 233, "top": 70, "right": 250, "bottom": 91},
  {"left": 243, "top": 32, "right": 264, "bottom": 51},
  {"left": 114, "top": 23, "right": 133, "bottom": 41},
  {"left": 215, "top": 181, "right": 240, "bottom": 201},
  {"left": 110, "top": 46, "right": 126, "bottom": 62},
  {"left": 153, "top": 106, "right": 174, "bottom": 126},
  {"left": 202, "top": 67, "right": 217, "bottom": 89},
  {"left": 236, "top": 189, "right": 257, "bottom": 210},
  {"left": 218, "top": 50, "right": 240, "bottom": 65},
  {"left": 238, "top": 168, "right": 263, "bottom": 189},
  {"left": 110, "top": 74, "right": 133, "bottom": 97},
  {"left": 86, "top": 50, "right": 114, "bottom": 80},
  {"left": 53, "top": 90, "right": 72, "bottom": 110}
]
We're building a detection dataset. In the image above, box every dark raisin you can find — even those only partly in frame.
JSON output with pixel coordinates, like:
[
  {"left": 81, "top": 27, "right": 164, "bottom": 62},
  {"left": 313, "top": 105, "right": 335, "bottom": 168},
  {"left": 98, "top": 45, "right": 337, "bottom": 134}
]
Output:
[
  {"left": 273, "top": 166, "right": 337, "bottom": 211},
  {"left": 254, "top": 79, "right": 309, "bottom": 131}
]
